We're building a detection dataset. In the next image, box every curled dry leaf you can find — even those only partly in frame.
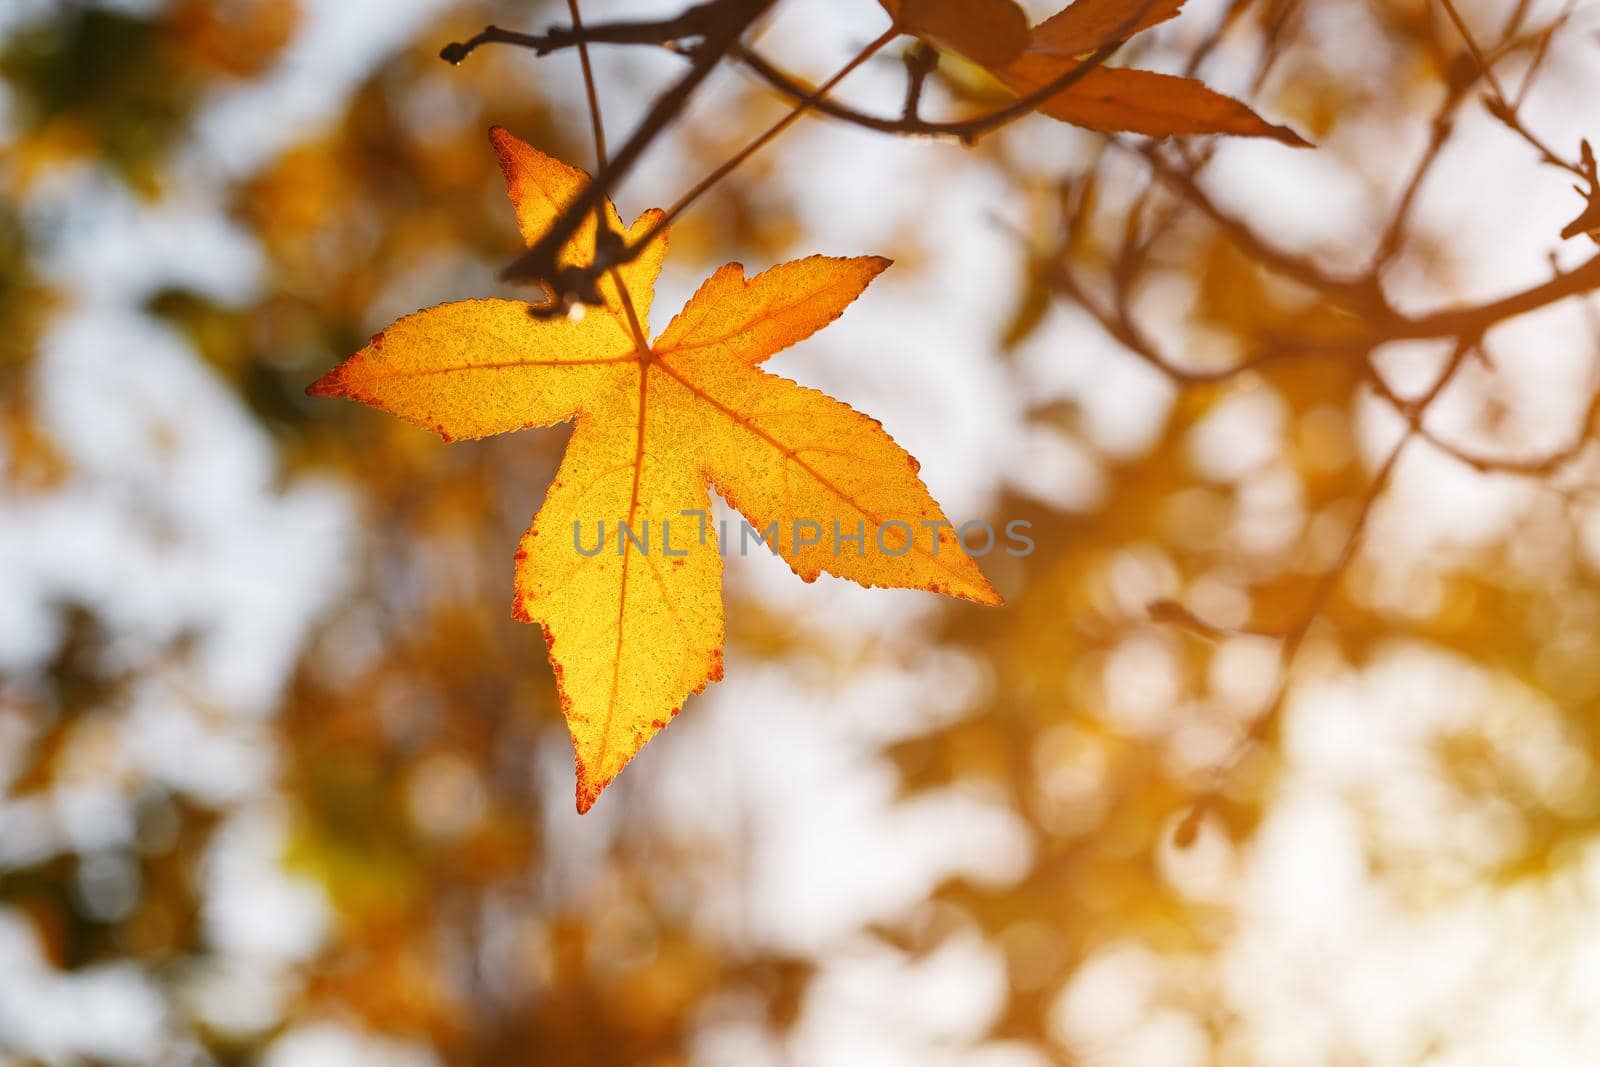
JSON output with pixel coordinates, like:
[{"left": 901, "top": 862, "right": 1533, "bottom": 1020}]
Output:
[{"left": 310, "top": 128, "right": 1000, "bottom": 812}]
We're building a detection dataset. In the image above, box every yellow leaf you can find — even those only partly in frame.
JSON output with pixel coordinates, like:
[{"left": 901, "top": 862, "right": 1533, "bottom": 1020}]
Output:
[
  {"left": 652, "top": 256, "right": 892, "bottom": 366},
  {"left": 667, "top": 344, "right": 991, "bottom": 598},
  {"left": 311, "top": 129, "right": 1000, "bottom": 812},
  {"left": 512, "top": 371, "right": 725, "bottom": 813},
  {"left": 489, "top": 125, "right": 667, "bottom": 325},
  {"left": 307, "top": 299, "right": 633, "bottom": 441}
]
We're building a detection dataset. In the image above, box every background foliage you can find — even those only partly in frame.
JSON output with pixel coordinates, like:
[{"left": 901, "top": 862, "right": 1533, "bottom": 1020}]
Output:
[{"left": 5, "top": 1, "right": 1600, "bottom": 1065}]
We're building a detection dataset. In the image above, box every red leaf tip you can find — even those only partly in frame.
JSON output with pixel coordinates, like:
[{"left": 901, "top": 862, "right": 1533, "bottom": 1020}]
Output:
[
  {"left": 305, "top": 367, "right": 345, "bottom": 398},
  {"left": 575, "top": 773, "right": 605, "bottom": 814}
]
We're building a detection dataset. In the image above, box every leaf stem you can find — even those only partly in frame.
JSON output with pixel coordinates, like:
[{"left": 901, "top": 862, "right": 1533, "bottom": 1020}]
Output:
[
  {"left": 566, "top": 0, "right": 609, "bottom": 169},
  {"left": 563, "top": 0, "right": 652, "bottom": 351}
]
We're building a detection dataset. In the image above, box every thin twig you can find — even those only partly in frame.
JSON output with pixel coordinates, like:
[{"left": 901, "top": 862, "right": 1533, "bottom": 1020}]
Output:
[
  {"left": 901, "top": 42, "right": 938, "bottom": 122},
  {"left": 452, "top": 0, "right": 1164, "bottom": 302},
  {"left": 1174, "top": 340, "right": 1476, "bottom": 845},
  {"left": 1136, "top": 142, "right": 1389, "bottom": 311},
  {"left": 731, "top": 29, "right": 1133, "bottom": 144},
  {"left": 1368, "top": 82, "right": 1468, "bottom": 273},
  {"left": 499, "top": 0, "right": 776, "bottom": 302},
  {"left": 1434, "top": 0, "right": 1584, "bottom": 177},
  {"left": 628, "top": 27, "right": 898, "bottom": 257},
  {"left": 566, "top": 0, "right": 608, "bottom": 168},
  {"left": 441, "top": 3, "right": 725, "bottom": 62},
  {"left": 1436, "top": 0, "right": 1508, "bottom": 100}
]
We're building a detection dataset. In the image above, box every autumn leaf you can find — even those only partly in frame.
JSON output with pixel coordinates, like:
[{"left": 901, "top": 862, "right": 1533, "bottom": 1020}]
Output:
[
  {"left": 1000, "top": 62, "right": 1310, "bottom": 145},
  {"left": 883, "top": 0, "right": 1307, "bottom": 145},
  {"left": 995, "top": 0, "right": 1309, "bottom": 145},
  {"left": 309, "top": 128, "right": 1000, "bottom": 812},
  {"left": 1025, "top": 0, "right": 1188, "bottom": 56},
  {"left": 879, "top": 0, "right": 1030, "bottom": 68}
]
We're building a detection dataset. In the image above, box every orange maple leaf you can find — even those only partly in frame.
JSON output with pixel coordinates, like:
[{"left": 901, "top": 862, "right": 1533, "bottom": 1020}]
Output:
[
  {"left": 881, "top": 0, "right": 1308, "bottom": 146},
  {"left": 309, "top": 128, "right": 1000, "bottom": 812}
]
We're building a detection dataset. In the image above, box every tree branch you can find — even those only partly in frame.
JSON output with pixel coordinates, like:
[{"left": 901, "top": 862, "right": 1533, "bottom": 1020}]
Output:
[
  {"left": 440, "top": 2, "right": 725, "bottom": 63},
  {"left": 495, "top": 0, "right": 776, "bottom": 304}
]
